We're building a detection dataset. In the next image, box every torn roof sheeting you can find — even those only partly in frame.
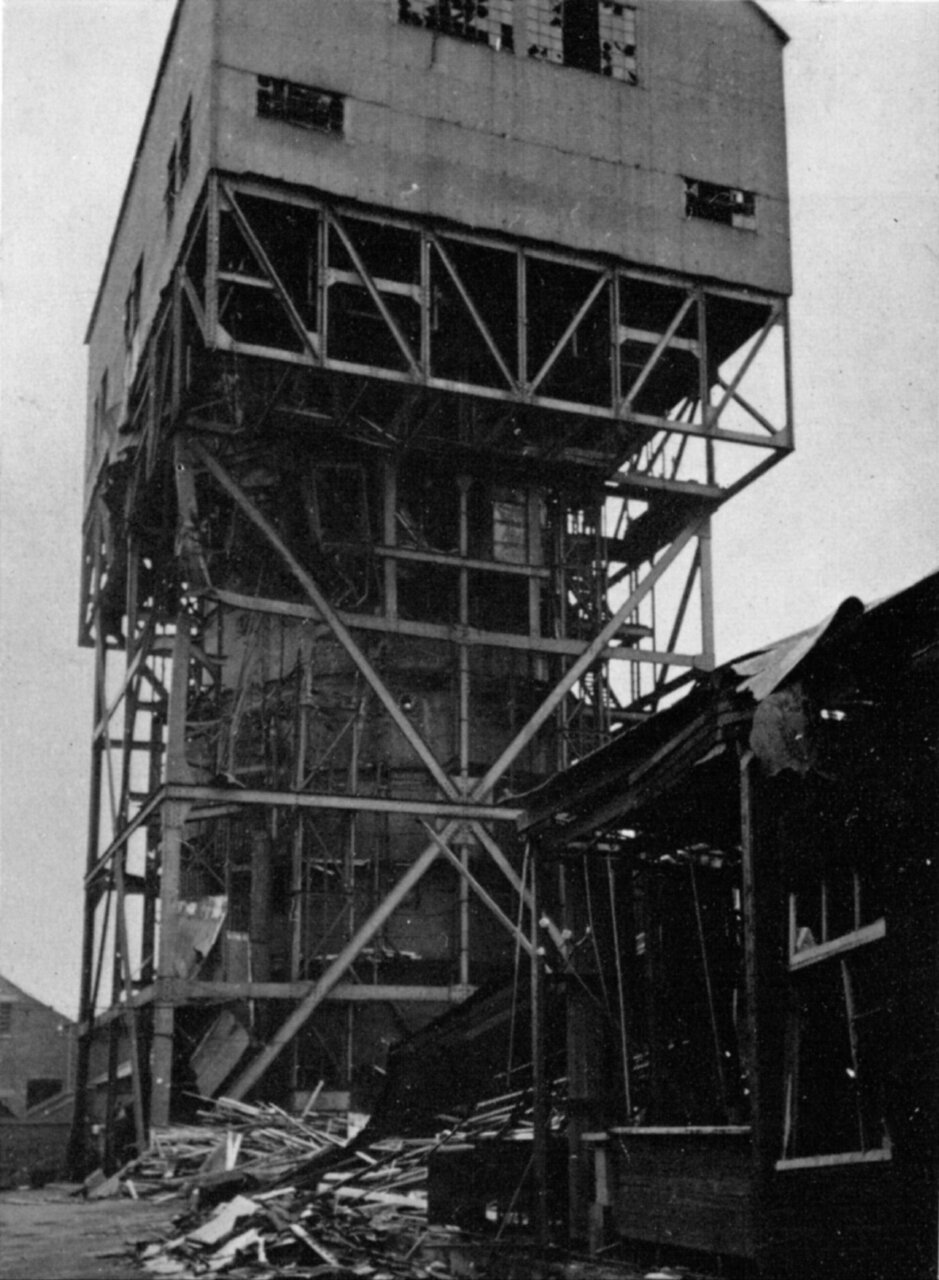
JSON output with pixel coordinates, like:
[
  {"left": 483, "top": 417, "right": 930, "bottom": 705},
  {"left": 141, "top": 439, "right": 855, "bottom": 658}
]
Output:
[
  {"left": 519, "top": 570, "right": 939, "bottom": 839},
  {"left": 731, "top": 597, "right": 864, "bottom": 702},
  {"left": 732, "top": 570, "right": 939, "bottom": 702}
]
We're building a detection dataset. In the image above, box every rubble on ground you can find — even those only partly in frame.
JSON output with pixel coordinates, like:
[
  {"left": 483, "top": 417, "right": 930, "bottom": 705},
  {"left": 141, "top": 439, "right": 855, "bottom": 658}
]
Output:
[{"left": 78, "top": 1095, "right": 703, "bottom": 1279}]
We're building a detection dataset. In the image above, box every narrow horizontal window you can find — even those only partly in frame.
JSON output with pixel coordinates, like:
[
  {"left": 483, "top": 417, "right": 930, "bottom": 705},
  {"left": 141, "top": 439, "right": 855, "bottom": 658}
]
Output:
[
  {"left": 256, "top": 76, "right": 345, "bottom": 134},
  {"left": 399, "top": 0, "right": 515, "bottom": 52},
  {"left": 685, "top": 179, "right": 756, "bottom": 230}
]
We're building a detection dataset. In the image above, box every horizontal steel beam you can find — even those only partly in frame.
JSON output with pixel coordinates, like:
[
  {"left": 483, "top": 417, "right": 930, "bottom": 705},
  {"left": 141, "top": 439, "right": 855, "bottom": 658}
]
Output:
[
  {"left": 84, "top": 783, "right": 521, "bottom": 885},
  {"left": 203, "top": 589, "right": 689, "bottom": 662},
  {"left": 166, "top": 783, "right": 522, "bottom": 823},
  {"left": 376, "top": 544, "right": 551, "bottom": 580}
]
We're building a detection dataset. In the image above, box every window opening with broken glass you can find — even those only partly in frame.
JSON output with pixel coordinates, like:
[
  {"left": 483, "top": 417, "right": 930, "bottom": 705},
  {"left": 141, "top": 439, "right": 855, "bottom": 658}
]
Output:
[
  {"left": 398, "top": 1, "right": 637, "bottom": 81},
  {"left": 398, "top": 0, "right": 515, "bottom": 50},
  {"left": 685, "top": 179, "right": 756, "bottom": 230},
  {"left": 257, "top": 77, "right": 345, "bottom": 134},
  {"left": 528, "top": 0, "right": 637, "bottom": 81}
]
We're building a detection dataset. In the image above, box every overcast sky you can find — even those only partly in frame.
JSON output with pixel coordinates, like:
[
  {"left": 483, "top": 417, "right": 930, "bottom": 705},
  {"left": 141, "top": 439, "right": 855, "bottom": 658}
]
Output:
[{"left": 1, "top": 0, "right": 937, "bottom": 1020}]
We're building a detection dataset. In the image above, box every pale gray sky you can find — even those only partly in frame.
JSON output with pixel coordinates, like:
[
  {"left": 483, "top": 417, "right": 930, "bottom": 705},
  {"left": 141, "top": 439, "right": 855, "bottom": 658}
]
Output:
[{"left": 1, "top": 0, "right": 937, "bottom": 1019}]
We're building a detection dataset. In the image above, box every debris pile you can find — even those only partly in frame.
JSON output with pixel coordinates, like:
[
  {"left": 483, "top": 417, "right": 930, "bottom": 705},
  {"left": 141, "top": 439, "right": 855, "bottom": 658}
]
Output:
[
  {"left": 91, "top": 1091, "right": 549, "bottom": 1278},
  {"left": 135, "top": 1184, "right": 456, "bottom": 1279},
  {"left": 117, "top": 1097, "right": 356, "bottom": 1198}
]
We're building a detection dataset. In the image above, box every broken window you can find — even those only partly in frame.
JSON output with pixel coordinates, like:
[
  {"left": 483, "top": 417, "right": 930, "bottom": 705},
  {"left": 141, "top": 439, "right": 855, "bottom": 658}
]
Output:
[
  {"left": 0, "top": 1002, "right": 11, "bottom": 1036},
  {"left": 179, "top": 97, "right": 192, "bottom": 185},
  {"left": 779, "top": 838, "right": 889, "bottom": 1166},
  {"left": 685, "top": 179, "right": 756, "bottom": 231},
  {"left": 93, "top": 369, "right": 109, "bottom": 445},
  {"left": 492, "top": 487, "right": 527, "bottom": 564},
  {"left": 780, "top": 948, "right": 891, "bottom": 1167},
  {"left": 789, "top": 862, "right": 885, "bottom": 966},
  {"left": 257, "top": 76, "right": 345, "bottom": 134},
  {"left": 124, "top": 256, "right": 143, "bottom": 350},
  {"left": 598, "top": 1, "right": 637, "bottom": 81},
  {"left": 398, "top": 0, "right": 515, "bottom": 52},
  {"left": 165, "top": 143, "right": 177, "bottom": 227},
  {"left": 528, "top": 2, "right": 637, "bottom": 83},
  {"left": 26, "top": 1078, "right": 63, "bottom": 1111}
]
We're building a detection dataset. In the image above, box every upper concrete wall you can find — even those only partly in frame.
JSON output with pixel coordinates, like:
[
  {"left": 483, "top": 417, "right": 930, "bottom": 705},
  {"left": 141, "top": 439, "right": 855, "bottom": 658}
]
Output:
[
  {"left": 86, "top": 0, "right": 790, "bottom": 490},
  {"left": 215, "top": 0, "right": 789, "bottom": 290}
]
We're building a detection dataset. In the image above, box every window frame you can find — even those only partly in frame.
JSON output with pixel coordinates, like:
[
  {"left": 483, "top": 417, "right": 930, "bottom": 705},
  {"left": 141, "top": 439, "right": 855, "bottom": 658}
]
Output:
[
  {"left": 179, "top": 97, "right": 192, "bottom": 186},
  {"left": 777, "top": 927, "right": 891, "bottom": 1171},
  {"left": 684, "top": 178, "right": 757, "bottom": 232},
  {"left": 165, "top": 142, "right": 178, "bottom": 227},
  {"left": 788, "top": 866, "right": 886, "bottom": 971},
  {"left": 395, "top": 1, "right": 639, "bottom": 83},
  {"left": 124, "top": 257, "right": 143, "bottom": 351},
  {"left": 256, "top": 76, "right": 345, "bottom": 135},
  {"left": 398, "top": 0, "right": 516, "bottom": 53}
]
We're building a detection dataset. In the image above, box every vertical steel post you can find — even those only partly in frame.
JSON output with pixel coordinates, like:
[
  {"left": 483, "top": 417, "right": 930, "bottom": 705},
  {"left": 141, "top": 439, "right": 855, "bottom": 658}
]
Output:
[
  {"left": 699, "top": 517, "right": 716, "bottom": 671},
  {"left": 150, "top": 624, "right": 191, "bottom": 1128},
  {"left": 67, "top": 626, "right": 107, "bottom": 1174},
  {"left": 530, "top": 842, "right": 549, "bottom": 1252}
]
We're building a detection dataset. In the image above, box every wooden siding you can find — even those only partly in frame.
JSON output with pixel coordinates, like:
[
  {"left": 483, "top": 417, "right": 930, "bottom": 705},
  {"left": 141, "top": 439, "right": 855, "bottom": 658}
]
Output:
[{"left": 610, "top": 1129, "right": 755, "bottom": 1258}]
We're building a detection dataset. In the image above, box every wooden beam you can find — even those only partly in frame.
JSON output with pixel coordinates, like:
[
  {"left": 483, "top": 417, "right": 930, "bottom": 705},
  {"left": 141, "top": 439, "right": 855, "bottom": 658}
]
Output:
[{"left": 157, "top": 980, "right": 474, "bottom": 1004}]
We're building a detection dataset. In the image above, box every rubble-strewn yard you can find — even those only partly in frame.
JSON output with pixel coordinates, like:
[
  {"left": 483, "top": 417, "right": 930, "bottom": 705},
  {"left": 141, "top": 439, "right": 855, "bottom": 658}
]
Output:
[{"left": 58, "top": 1098, "right": 703, "bottom": 1280}]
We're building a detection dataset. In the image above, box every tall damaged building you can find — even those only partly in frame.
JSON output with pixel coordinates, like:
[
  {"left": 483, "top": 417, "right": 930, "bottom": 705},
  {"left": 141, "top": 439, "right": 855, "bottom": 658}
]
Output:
[{"left": 73, "top": 0, "right": 792, "bottom": 1153}]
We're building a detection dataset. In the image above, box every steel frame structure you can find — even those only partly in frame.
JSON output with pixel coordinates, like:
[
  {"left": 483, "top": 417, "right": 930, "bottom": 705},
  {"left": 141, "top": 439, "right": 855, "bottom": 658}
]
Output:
[{"left": 74, "top": 174, "right": 791, "bottom": 1155}]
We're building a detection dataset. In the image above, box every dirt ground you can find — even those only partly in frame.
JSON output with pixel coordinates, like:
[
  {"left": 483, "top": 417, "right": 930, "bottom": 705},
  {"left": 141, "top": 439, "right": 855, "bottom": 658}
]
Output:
[
  {"left": 0, "top": 1185, "right": 689, "bottom": 1280},
  {"left": 0, "top": 1184, "right": 179, "bottom": 1280}
]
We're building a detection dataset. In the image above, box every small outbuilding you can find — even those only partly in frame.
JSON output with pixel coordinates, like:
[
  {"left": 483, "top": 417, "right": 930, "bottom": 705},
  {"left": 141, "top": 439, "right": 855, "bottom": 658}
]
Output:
[
  {"left": 519, "top": 571, "right": 938, "bottom": 1277},
  {"left": 0, "top": 974, "right": 76, "bottom": 1186}
]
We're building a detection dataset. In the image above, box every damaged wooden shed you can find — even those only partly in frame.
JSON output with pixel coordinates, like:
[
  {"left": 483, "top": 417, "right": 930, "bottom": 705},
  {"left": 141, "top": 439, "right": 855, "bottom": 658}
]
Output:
[{"left": 519, "top": 571, "right": 939, "bottom": 1277}]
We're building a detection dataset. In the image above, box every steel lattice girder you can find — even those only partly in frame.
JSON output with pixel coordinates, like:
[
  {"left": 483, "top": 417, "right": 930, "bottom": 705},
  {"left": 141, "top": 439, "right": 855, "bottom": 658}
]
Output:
[{"left": 167, "top": 176, "right": 791, "bottom": 474}]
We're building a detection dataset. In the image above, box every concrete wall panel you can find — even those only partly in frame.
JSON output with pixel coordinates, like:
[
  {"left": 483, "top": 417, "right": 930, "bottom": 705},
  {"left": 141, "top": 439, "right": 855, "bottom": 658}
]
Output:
[{"left": 215, "top": 0, "right": 789, "bottom": 286}]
